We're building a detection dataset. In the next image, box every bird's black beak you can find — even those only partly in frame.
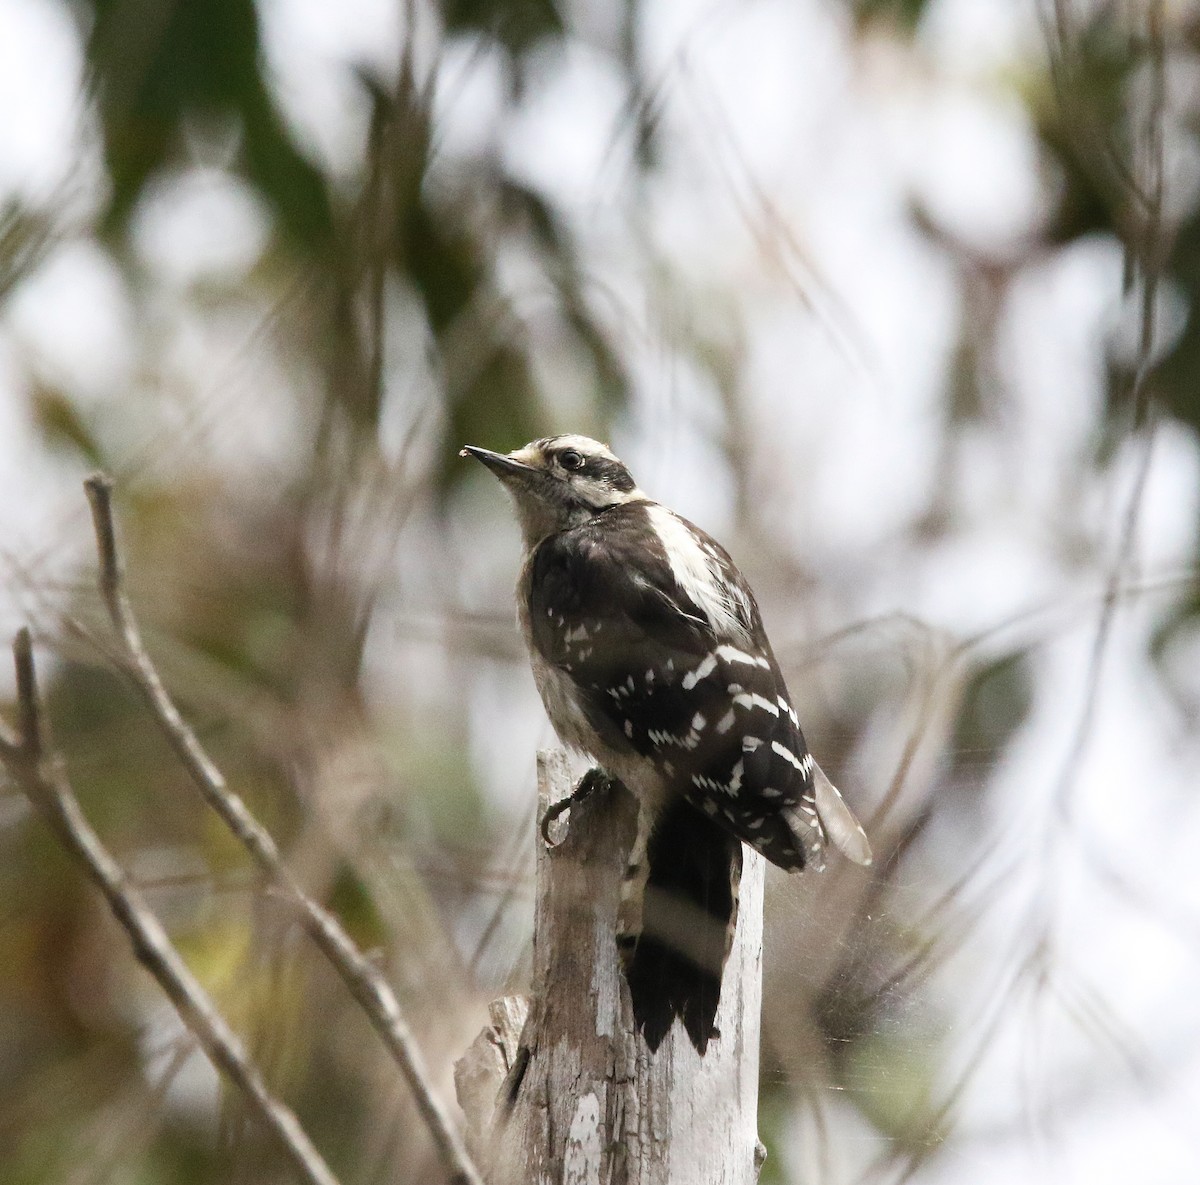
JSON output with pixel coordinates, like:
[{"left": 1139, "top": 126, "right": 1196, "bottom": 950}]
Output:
[{"left": 459, "top": 445, "right": 539, "bottom": 485}]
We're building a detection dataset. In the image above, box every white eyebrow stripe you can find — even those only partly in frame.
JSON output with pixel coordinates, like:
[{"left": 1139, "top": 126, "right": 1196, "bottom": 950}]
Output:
[
  {"left": 715, "top": 644, "right": 770, "bottom": 668},
  {"left": 733, "top": 692, "right": 779, "bottom": 716}
]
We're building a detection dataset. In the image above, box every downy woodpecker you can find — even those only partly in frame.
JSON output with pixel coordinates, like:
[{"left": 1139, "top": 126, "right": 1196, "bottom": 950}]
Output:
[{"left": 462, "top": 434, "right": 872, "bottom": 1054}]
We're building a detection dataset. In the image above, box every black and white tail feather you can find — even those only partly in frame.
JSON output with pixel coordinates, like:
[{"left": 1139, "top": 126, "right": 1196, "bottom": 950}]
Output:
[{"left": 462, "top": 434, "right": 872, "bottom": 1055}]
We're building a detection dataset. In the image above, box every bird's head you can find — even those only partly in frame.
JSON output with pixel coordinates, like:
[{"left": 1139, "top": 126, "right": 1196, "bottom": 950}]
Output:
[{"left": 460, "top": 434, "right": 644, "bottom": 547}]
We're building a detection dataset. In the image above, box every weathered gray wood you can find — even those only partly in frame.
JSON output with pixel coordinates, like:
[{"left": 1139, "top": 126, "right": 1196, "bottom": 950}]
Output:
[
  {"left": 459, "top": 749, "right": 764, "bottom": 1184},
  {"left": 454, "top": 996, "right": 530, "bottom": 1165}
]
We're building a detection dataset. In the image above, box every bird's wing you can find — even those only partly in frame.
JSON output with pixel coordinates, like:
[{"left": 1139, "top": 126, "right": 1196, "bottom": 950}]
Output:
[{"left": 527, "top": 508, "right": 864, "bottom": 871}]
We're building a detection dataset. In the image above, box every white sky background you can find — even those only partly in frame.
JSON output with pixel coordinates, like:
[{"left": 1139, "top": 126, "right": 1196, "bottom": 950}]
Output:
[{"left": 2, "top": 0, "right": 1200, "bottom": 1181}]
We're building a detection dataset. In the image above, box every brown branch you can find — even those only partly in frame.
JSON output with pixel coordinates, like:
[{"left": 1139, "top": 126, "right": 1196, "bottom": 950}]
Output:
[
  {"left": 0, "top": 630, "right": 341, "bottom": 1185},
  {"left": 81, "top": 474, "right": 483, "bottom": 1185}
]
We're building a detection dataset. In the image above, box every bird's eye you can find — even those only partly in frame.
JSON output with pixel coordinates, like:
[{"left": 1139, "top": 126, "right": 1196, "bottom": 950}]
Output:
[{"left": 559, "top": 449, "right": 584, "bottom": 471}]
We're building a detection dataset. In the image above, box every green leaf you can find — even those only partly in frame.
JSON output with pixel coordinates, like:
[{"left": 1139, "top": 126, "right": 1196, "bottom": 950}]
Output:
[
  {"left": 29, "top": 384, "right": 104, "bottom": 465},
  {"left": 1152, "top": 208, "right": 1200, "bottom": 438},
  {"left": 84, "top": 0, "right": 334, "bottom": 254},
  {"left": 948, "top": 651, "right": 1033, "bottom": 783},
  {"left": 853, "top": 0, "right": 932, "bottom": 34},
  {"left": 440, "top": 0, "right": 564, "bottom": 57}
]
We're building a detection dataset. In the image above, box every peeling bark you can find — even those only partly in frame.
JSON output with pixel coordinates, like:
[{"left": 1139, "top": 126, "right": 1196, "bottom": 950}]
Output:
[{"left": 457, "top": 750, "right": 764, "bottom": 1183}]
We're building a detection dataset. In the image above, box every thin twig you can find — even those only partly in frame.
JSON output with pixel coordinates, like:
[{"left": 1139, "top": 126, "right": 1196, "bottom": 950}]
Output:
[
  {"left": 81, "top": 474, "right": 483, "bottom": 1185},
  {"left": 14, "top": 627, "right": 43, "bottom": 757},
  {"left": 0, "top": 631, "right": 341, "bottom": 1185}
]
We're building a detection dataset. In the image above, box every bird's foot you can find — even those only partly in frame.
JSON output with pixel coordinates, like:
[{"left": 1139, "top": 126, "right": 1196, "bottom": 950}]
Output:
[{"left": 540, "top": 767, "right": 609, "bottom": 846}]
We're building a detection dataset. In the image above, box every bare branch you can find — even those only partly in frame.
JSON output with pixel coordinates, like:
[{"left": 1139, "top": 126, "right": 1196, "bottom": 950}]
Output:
[
  {"left": 0, "top": 633, "right": 342, "bottom": 1185},
  {"left": 81, "top": 474, "right": 483, "bottom": 1185},
  {"left": 83, "top": 473, "right": 122, "bottom": 607}
]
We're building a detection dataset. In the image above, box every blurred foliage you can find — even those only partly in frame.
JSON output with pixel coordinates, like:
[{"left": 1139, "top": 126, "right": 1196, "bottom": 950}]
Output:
[
  {"left": 442, "top": 0, "right": 564, "bottom": 59},
  {"left": 2, "top": 0, "right": 629, "bottom": 1176},
  {"left": 83, "top": 0, "right": 627, "bottom": 493},
  {"left": 1029, "top": 11, "right": 1140, "bottom": 246},
  {"left": 1154, "top": 206, "right": 1200, "bottom": 436},
  {"left": 0, "top": 202, "right": 59, "bottom": 302},
  {"left": 87, "top": 0, "right": 335, "bottom": 251},
  {"left": 853, "top": 0, "right": 932, "bottom": 34},
  {"left": 754, "top": 1077, "right": 794, "bottom": 1185},
  {"left": 947, "top": 651, "right": 1033, "bottom": 788},
  {"left": 1159, "top": 12, "right": 1200, "bottom": 435},
  {"left": 1, "top": 0, "right": 1198, "bottom": 1182},
  {"left": 30, "top": 381, "right": 105, "bottom": 465}
]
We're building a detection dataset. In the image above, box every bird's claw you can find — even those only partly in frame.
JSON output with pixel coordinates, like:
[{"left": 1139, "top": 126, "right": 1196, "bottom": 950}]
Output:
[{"left": 540, "top": 768, "right": 607, "bottom": 846}]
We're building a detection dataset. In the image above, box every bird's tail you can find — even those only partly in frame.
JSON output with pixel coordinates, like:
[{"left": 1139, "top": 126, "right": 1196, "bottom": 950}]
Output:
[{"left": 619, "top": 797, "right": 743, "bottom": 1055}]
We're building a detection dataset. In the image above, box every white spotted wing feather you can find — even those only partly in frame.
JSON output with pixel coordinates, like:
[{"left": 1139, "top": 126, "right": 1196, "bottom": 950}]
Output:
[{"left": 522, "top": 500, "right": 871, "bottom": 874}]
